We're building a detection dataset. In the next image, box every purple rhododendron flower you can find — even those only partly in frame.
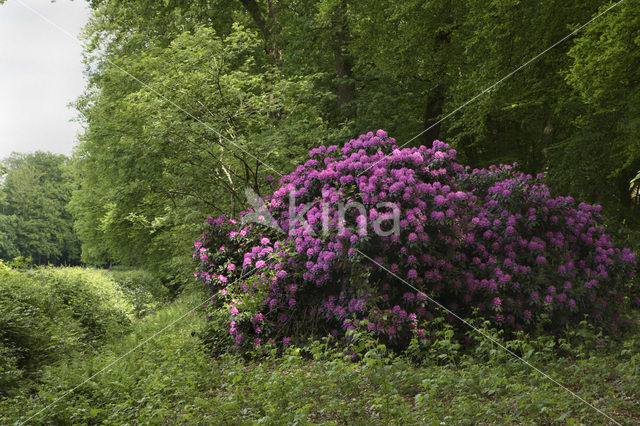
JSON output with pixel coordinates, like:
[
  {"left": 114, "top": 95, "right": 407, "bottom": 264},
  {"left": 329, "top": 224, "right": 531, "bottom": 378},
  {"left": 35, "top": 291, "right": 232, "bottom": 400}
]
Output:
[{"left": 193, "top": 131, "right": 637, "bottom": 351}]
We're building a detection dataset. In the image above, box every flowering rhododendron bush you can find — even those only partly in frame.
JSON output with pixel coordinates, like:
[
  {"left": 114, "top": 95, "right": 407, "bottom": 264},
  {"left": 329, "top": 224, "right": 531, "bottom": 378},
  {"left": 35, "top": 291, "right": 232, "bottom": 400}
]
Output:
[{"left": 194, "top": 131, "right": 637, "bottom": 351}]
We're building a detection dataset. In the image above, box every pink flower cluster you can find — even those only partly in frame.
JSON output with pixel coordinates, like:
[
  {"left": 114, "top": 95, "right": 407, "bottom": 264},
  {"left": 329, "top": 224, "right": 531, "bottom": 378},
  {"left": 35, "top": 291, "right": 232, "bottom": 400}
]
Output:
[{"left": 194, "top": 131, "right": 637, "bottom": 350}]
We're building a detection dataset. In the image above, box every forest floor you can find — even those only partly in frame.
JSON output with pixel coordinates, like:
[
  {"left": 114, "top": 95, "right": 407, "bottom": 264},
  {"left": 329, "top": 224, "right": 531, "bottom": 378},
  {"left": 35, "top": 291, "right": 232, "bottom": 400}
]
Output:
[{"left": 1, "top": 273, "right": 639, "bottom": 425}]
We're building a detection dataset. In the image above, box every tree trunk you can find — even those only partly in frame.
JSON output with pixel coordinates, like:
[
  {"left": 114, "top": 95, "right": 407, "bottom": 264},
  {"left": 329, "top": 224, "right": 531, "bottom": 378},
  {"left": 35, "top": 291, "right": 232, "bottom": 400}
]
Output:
[
  {"left": 420, "top": 87, "right": 444, "bottom": 145},
  {"left": 267, "top": 0, "right": 282, "bottom": 63},
  {"left": 420, "top": 20, "right": 450, "bottom": 146},
  {"left": 239, "top": 0, "right": 281, "bottom": 63},
  {"left": 538, "top": 110, "right": 553, "bottom": 171},
  {"left": 330, "top": 0, "right": 355, "bottom": 120}
]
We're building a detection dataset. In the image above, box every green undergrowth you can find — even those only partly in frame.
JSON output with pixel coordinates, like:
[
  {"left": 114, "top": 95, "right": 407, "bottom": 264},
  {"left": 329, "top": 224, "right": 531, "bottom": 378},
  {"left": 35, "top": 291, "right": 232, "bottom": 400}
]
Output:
[
  {"left": 0, "top": 264, "right": 166, "bottom": 396},
  {"left": 2, "top": 280, "right": 638, "bottom": 425}
]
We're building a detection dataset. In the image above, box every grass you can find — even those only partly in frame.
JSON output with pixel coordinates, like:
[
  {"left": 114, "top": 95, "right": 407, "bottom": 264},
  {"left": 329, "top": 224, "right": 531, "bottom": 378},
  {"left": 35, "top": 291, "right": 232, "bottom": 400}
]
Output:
[{"left": 1, "top": 278, "right": 638, "bottom": 425}]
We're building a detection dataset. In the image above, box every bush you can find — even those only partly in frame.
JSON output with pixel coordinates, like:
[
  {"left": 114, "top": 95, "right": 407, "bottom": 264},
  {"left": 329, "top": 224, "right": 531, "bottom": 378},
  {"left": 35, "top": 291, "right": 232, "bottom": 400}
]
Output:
[
  {"left": 0, "top": 266, "right": 157, "bottom": 394},
  {"left": 109, "top": 268, "right": 168, "bottom": 317},
  {"left": 195, "top": 131, "right": 637, "bottom": 352}
]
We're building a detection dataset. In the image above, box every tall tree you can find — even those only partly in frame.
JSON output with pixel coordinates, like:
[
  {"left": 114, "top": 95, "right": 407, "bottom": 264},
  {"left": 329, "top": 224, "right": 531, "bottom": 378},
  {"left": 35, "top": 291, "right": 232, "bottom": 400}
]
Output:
[
  {"left": 552, "top": 0, "right": 640, "bottom": 225},
  {"left": 0, "top": 152, "right": 80, "bottom": 264},
  {"left": 73, "top": 0, "right": 640, "bottom": 268},
  {"left": 72, "top": 18, "right": 332, "bottom": 267}
]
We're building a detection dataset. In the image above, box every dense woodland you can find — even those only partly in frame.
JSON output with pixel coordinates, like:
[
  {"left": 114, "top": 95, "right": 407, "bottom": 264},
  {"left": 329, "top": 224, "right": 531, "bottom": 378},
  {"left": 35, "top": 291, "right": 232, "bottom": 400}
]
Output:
[
  {"left": 0, "top": 152, "right": 79, "bottom": 264},
  {"left": 2, "top": 0, "right": 639, "bottom": 269}
]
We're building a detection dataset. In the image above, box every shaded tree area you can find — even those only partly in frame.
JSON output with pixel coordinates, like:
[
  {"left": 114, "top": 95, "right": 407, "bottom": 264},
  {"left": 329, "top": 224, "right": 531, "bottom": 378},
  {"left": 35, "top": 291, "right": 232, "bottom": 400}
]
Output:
[
  {"left": 70, "top": 0, "right": 640, "bottom": 269},
  {"left": 0, "top": 152, "right": 80, "bottom": 265}
]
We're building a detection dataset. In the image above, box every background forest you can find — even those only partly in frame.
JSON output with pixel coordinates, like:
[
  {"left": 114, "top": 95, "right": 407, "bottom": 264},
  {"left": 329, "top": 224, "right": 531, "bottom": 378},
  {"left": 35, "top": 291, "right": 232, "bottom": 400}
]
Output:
[{"left": 2, "top": 0, "right": 639, "bottom": 271}]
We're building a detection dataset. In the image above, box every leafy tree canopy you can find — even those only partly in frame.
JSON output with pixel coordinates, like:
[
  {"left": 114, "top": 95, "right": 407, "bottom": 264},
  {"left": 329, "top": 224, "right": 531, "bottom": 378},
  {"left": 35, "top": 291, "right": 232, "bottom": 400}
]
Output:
[
  {"left": 0, "top": 152, "right": 80, "bottom": 265},
  {"left": 71, "top": 0, "right": 640, "bottom": 267}
]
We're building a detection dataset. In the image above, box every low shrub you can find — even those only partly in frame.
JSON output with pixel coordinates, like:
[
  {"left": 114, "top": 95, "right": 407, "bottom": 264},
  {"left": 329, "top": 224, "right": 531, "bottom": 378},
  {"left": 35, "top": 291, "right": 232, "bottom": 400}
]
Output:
[
  {"left": 0, "top": 266, "right": 160, "bottom": 394},
  {"left": 195, "top": 131, "right": 637, "bottom": 352},
  {"left": 109, "top": 268, "right": 168, "bottom": 317}
]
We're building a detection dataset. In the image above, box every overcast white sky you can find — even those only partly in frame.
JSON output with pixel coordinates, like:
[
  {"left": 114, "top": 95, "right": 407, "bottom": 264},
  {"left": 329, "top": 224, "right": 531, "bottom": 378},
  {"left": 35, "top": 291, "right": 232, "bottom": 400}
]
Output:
[{"left": 0, "top": 0, "right": 90, "bottom": 159}]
